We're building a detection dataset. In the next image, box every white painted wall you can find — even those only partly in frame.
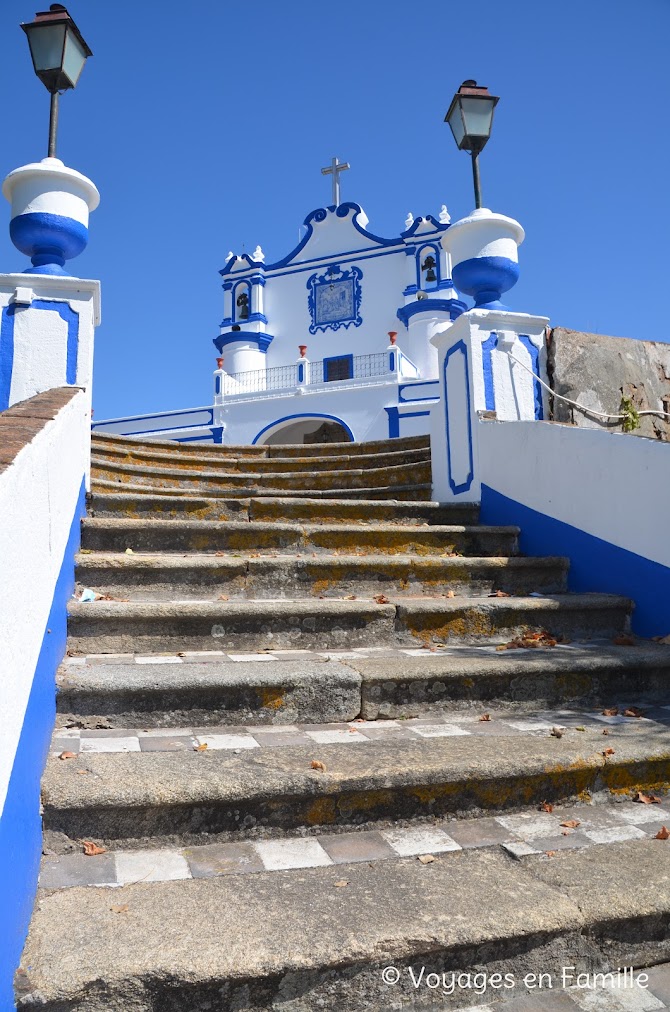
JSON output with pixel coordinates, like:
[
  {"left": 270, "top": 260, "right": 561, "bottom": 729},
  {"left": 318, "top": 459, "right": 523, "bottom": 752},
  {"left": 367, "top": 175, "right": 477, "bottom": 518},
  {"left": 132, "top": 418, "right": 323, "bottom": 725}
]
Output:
[
  {"left": 0, "top": 273, "right": 101, "bottom": 425},
  {"left": 478, "top": 419, "right": 670, "bottom": 567},
  {"left": 430, "top": 309, "right": 549, "bottom": 502},
  {"left": 0, "top": 389, "right": 89, "bottom": 818}
]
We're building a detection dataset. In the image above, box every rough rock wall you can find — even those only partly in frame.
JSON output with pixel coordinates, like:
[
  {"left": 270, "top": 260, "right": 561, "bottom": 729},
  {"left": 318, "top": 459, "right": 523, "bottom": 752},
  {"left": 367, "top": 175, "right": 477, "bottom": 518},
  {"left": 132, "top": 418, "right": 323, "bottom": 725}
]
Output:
[{"left": 548, "top": 327, "right": 670, "bottom": 441}]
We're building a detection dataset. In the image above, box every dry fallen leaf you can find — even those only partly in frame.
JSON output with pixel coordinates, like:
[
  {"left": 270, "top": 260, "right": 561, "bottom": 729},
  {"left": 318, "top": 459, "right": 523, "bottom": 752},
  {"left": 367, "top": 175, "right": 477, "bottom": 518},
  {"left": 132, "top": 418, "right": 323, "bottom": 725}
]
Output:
[
  {"left": 58, "top": 751, "right": 76, "bottom": 760},
  {"left": 550, "top": 727, "right": 563, "bottom": 738},
  {"left": 635, "top": 791, "right": 661, "bottom": 804},
  {"left": 655, "top": 826, "right": 669, "bottom": 840},
  {"left": 540, "top": 801, "right": 554, "bottom": 813},
  {"left": 194, "top": 742, "right": 208, "bottom": 752},
  {"left": 602, "top": 707, "right": 619, "bottom": 717},
  {"left": 545, "top": 851, "right": 557, "bottom": 858},
  {"left": 479, "top": 713, "right": 491, "bottom": 722},
  {"left": 218, "top": 595, "right": 229, "bottom": 601},
  {"left": 575, "top": 726, "right": 586, "bottom": 732},
  {"left": 334, "top": 880, "right": 349, "bottom": 887},
  {"left": 652, "top": 634, "right": 670, "bottom": 645},
  {"left": 373, "top": 594, "right": 390, "bottom": 604},
  {"left": 602, "top": 748, "right": 615, "bottom": 757},
  {"left": 311, "top": 760, "right": 326, "bottom": 772},
  {"left": 489, "top": 590, "right": 511, "bottom": 598},
  {"left": 445, "top": 590, "right": 456, "bottom": 598},
  {"left": 110, "top": 904, "right": 129, "bottom": 913},
  {"left": 418, "top": 854, "right": 436, "bottom": 864},
  {"left": 613, "top": 635, "right": 635, "bottom": 646},
  {"left": 624, "top": 707, "right": 644, "bottom": 718},
  {"left": 75, "top": 769, "right": 89, "bottom": 775},
  {"left": 498, "top": 630, "right": 558, "bottom": 651},
  {"left": 82, "top": 841, "right": 106, "bottom": 856},
  {"left": 561, "top": 819, "right": 581, "bottom": 829}
]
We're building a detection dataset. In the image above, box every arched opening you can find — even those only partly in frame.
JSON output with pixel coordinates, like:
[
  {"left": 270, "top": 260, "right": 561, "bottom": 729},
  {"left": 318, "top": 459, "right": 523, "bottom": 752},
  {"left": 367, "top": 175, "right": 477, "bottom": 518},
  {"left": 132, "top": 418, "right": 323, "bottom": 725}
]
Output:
[{"left": 253, "top": 414, "right": 354, "bottom": 446}]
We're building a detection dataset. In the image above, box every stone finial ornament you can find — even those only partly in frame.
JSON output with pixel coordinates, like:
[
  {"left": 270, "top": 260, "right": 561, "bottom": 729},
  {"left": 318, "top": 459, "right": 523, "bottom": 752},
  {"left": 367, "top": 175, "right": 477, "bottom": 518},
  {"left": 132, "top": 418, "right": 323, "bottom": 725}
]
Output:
[
  {"left": 404, "top": 212, "right": 414, "bottom": 230},
  {"left": 2, "top": 157, "right": 99, "bottom": 276},
  {"left": 251, "top": 245, "right": 265, "bottom": 262},
  {"left": 439, "top": 204, "right": 451, "bottom": 224},
  {"left": 441, "top": 208, "right": 524, "bottom": 310}
]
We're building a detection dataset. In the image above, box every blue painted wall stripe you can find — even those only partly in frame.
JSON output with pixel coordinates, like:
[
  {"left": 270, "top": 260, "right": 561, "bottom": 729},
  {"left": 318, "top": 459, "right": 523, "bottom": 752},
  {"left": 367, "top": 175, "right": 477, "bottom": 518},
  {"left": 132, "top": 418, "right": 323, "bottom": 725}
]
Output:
[
  {"left": 0, "top": 477, "right": 86, "bottom": 1008},
  {"left": 480, "top": 483, "right": 670, "bottom": 638}
]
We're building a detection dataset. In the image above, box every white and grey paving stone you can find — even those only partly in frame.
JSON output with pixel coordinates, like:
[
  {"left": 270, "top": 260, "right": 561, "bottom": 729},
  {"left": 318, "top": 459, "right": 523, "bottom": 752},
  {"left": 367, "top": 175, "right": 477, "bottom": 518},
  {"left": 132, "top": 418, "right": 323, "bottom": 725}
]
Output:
[{"left": 39, "top": 797, "right": 669, "bottom": 890}]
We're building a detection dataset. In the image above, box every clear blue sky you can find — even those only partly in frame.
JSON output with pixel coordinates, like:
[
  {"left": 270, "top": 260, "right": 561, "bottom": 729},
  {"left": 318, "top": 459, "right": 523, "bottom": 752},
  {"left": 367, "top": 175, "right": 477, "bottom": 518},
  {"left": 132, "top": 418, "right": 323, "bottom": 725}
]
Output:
[{"left": 1, "top": 0, "right": 668, "bottom": 419}]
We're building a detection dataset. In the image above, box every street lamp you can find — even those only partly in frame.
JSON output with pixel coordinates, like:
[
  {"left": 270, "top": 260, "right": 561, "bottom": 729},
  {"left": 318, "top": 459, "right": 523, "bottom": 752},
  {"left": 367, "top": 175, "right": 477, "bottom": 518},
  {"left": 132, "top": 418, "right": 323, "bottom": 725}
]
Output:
[
  {"left": 21, "top": 4, "right": 92, "bottom": 159},
  {"left": 445, "top": 80, "right": 499, "bottom": 210}
]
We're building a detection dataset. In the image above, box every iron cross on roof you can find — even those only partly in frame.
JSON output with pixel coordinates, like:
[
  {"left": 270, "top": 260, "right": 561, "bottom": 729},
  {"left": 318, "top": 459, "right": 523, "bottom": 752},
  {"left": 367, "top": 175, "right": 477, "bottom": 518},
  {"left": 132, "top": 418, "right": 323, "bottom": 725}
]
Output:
[{"left": 321, "top": 156, "right": 350, "bottom": 206}]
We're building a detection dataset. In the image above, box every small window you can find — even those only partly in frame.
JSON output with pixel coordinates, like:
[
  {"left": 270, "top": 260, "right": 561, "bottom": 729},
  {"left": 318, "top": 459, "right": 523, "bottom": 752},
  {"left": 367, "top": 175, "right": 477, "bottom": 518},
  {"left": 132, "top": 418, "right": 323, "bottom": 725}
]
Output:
[{"left": 325, "top": 356, "right": 352, "bottom": 382}]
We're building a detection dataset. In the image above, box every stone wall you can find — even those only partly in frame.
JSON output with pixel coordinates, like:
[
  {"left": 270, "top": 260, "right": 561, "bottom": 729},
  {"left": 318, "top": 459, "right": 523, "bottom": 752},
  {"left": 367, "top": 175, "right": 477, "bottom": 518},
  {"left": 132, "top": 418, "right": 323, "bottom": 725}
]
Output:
[{"left": 548, "top": 327, "right": 670, "bottom": 441}]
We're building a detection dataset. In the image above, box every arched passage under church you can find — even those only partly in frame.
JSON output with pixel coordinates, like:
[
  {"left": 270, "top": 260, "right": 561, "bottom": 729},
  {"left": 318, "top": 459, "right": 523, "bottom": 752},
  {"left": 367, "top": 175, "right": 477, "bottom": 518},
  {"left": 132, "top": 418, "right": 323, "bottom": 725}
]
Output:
[{"left": 253, "top": 413, "right": 354, "bottom": 446}]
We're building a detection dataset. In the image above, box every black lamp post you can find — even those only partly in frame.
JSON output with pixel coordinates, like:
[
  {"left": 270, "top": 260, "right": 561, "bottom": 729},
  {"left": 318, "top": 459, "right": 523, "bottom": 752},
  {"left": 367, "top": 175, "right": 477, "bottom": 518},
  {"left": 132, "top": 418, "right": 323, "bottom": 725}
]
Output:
[
  {"left": 21, "top": 4, "right": 92, "bottom": 159},
  {"left": 445, "top": 80, "right": 499, "bottom": 210}
]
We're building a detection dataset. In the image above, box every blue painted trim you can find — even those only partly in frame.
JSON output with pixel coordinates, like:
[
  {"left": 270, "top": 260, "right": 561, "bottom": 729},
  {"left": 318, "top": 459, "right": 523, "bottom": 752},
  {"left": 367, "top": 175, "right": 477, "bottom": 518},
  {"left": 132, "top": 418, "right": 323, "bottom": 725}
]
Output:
[
  {"left": 389, "top": 350, "right": 396, "bottom": 373},
  {"left": 385, "top": 406, "right": 400, "bottom": 438},
  {"left": 252, "top": 412, "right": 355, "bottom": 445},
  {"left": 100, "top": 420, "right": 213, "bottom": 435},
  {"left": 480, "top": 484, "right": 670, "bottom": 638},
  {"left": 323, "top": 353, "right": 354, "bottom": 381},
  {"left": 297, "top": 362, "right": 305, "bottom": 384},
  {"left": 0, "top": 477, "right": 86, "bottom": 1007},
  {"left": 400, "top": 214, "right": 447, "bottom": 239},
  {"left": 402, "top": 285, "right": 419, "bottom": 297},
  {"left": 215, "top": 376, "right": 221, "bottom": 395},
  {"left": 0, "top": 300, "right": 80, "bottom": 411},
  {"left": 222, "top": 244, "right": 406, "bottom": 283},
  {"left": 481, "top": 331, "right": 498, "bottom": 412},
  {"left": 452, "top": 255, "right": 519, "bottom": 310},
  {"left": 444, "top": 340, "right": 474, "bottom": 495},
  {"left": 437, "top": 278, "right": 457, "bottom": 292},
  {"left": 385, "top": 406, "right": 430, "bottom": 439},
  {"left": 92, "top": 405, "right": 213, "bottom": 427},
  {"left": 396, "top": 298, "right": 467, "bottom": 329},
  {"left": 307, "top": 264, "right": 363, "bottom": 334},
  {"left": 398, "top": 380, "right": 439, "bottom": 403},
  {"left": 249, "top": 275, "right": 266, "bottom": 288},
  {"left": 219, "top": 203, "right": 398, "bottom": 278},
  {"left": 213, "top": 332, "right": 274, "bottom": 354},
  {"left": 518, "top": 335, "right": 544, "bottom": 420}
]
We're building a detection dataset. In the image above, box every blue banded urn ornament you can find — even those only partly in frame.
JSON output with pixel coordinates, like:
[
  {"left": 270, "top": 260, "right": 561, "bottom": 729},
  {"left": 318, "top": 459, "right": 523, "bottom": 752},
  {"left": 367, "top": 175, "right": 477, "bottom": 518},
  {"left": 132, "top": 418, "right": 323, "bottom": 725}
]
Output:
[{"left": 442, "top": 208, "right": 524, "bottom": 311}]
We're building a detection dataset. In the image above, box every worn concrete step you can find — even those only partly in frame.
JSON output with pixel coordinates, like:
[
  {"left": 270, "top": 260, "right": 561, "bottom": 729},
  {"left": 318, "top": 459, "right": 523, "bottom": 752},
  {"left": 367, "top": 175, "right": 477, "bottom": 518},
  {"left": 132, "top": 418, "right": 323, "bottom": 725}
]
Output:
[
  {"left": 355, "top": 643, "right": 670, "bottom": 718},
  {"left": 40, "top": 726, "right": 670, "bottom": 847},
  {"left": 90, "top": 443, "right": 431, "bottom": 474},
  {"left": 91, "top": 431, "right": 430, "bottom": 459},
  {"left": 17, "top": 841, "right": 670, "bottom": 1011},
  {"left": 90, "top": 456, "right": 432, "bottom": 492},
  {"left": 87, "top": 493, "right": 479, "bottom": 526},
  {"left": 90, "top": 477, "right": 434, "bottom": 501},
  {"left": 56, "top": 658, "right": 362, "bottom": 727},
  {"left": 66, "top": 595, "right": 631, "bottom": 654},
  {"left": 79, "top": 519, "right": 519, "bottom": 557},
  {"left": 75, "top": 553, "right": 569, "bottom": 600},
  {"left": 54, "top": 645, "right": 670, "bottom": 727}
]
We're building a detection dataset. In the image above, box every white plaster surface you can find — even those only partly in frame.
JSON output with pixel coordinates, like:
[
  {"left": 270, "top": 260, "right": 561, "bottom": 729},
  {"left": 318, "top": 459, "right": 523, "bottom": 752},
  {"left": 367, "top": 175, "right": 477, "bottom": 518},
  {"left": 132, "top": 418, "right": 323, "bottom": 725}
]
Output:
[
  {"left": 0, "top": 389, "right": 89, "bottom": 818},
  {"left": 114, "top": 850, "right": 190, "bottom": 885},
  {"left": 380, "top": 827, "right": 461, "bottom": 856},
  {"left": 478, "top": 419, "right": 670, "bottom": 567},
  {"left": 253, "top": 838, "right": 333, "bottom": 871}
]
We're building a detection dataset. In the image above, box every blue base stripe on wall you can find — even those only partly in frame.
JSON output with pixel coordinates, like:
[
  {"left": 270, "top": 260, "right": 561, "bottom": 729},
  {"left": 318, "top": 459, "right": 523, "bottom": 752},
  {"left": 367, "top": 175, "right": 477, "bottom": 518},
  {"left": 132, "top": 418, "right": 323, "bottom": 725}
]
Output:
[
  {"left": 0, "top": 477, "right": 86, "bottom": 1008},
  {"left": 480, "top": 484, "right": 670, "bottom": 638}
]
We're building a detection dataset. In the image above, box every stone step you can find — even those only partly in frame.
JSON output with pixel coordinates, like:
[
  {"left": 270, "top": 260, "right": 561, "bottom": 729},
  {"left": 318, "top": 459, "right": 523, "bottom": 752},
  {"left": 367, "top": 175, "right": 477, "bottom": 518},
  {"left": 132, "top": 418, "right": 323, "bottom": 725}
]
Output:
[
  {"left": 65, "top": 595, "right": 631, "bottom": 655},
  {"left": 90, "top": 478, "right": 434, "bottom": 500},
  {"left": 17, "top": 840, "right": 670, "bottom": 1011},
  {"left": 90, "top": 456, "right": 432, "bottom": 492},
  {"left": 87, "top": 493, "right": 479, "bottom": 526},
  {"left": 79, "top": 519, "right": 519, "bottom": 556},
  {"left": 91, "top": 431, "right": 430, "bottom": 458},
  {"left": 75, "top": 553, "right": 569, "bottom": 600},
  {"left": 90, "top": 443, "right": 431, "bottom": 474},
  {"left": 40, "top": 726, "right": 669, "bottom": 847},
  {"left": 54, "top": 645, "right": 670, "bottom": 727}
]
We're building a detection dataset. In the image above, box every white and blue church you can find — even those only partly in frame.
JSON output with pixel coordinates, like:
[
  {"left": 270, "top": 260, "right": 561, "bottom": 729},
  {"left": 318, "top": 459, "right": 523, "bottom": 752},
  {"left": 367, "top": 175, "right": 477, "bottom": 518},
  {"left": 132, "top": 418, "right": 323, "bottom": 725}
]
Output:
[{"left": 92, "top": 159, "right": 538, "bottom": 446}]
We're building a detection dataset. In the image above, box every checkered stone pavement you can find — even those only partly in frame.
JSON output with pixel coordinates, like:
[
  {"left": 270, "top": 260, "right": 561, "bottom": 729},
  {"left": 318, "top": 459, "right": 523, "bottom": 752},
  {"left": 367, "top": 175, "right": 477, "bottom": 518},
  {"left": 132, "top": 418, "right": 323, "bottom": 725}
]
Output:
[
  {"left": 39, "top": 797, "right": 670, "bottom": 891},
  {"left": 51, "top": 705, "right": 670, "bottom": 756}
]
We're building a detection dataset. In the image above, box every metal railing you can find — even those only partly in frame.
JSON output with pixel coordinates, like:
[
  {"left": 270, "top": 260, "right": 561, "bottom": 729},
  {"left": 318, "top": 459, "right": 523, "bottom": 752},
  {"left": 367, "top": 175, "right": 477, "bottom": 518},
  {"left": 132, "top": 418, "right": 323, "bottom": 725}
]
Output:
[{"left": 221, "top": 351, "right": 417, "bottom": 398}]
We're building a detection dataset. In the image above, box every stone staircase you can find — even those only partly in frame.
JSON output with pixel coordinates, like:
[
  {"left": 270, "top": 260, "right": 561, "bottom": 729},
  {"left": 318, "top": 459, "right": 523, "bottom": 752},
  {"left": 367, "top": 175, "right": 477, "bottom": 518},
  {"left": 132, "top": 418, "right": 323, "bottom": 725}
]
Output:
[{"left": 16, "top": 433, "right": 670, "bottom": 1011}]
